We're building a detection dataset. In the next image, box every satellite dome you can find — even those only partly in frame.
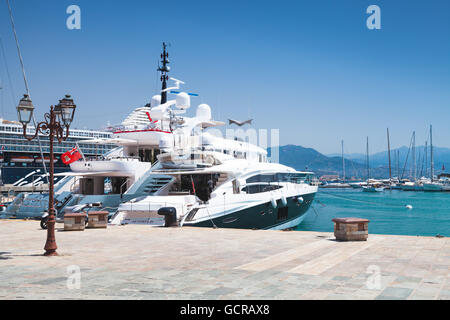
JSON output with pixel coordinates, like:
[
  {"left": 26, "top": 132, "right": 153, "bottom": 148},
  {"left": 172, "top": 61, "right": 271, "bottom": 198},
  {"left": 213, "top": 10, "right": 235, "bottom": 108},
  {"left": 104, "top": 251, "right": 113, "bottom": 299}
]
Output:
[
  {"left": 151, "top": 95, "right": 161, "bottom": 107},
  {"left": 176, "top": 92, "right": 190, "bottom": 109},
  {"left": 196, "top": 104, "right": 211, "bottom": 120}
]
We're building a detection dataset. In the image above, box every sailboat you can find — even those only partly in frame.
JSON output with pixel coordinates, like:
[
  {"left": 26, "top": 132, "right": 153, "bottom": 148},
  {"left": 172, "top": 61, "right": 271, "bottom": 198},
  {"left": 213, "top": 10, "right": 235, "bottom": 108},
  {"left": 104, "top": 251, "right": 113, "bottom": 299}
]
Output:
[
  {"left": 362, "top": 137, "right": 384, "bottom": 192},
  {"left": 320, "top": 140, "right": 351, "bottom": 188},
  {"left": 423, "top": 125, "right": 444, "bottom": 191},
  {"left": 400, "top": 131, "right": 430, "bottom": 191}
]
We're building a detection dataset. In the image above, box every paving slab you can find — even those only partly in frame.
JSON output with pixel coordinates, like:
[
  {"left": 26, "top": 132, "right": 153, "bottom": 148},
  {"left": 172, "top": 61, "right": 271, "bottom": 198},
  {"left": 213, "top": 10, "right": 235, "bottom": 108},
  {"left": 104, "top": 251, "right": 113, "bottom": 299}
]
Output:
[{"left": 0, "top": 220, "right": 448, "bottom": 300}]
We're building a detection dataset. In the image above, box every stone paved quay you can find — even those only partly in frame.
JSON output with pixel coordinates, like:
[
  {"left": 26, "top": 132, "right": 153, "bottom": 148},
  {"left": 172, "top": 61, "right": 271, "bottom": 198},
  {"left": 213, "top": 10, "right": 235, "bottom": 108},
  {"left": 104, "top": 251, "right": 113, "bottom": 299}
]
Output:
[{"left": 0, "top": 220, "right": 448, "bottom": 300}]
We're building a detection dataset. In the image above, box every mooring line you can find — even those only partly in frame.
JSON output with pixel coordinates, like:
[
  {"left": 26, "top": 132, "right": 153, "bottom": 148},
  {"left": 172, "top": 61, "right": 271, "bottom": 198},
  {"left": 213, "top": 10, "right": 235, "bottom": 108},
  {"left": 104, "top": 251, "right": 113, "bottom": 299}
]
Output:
[{"left": 317, "top": 191, "right": 411, "bottom": 209}]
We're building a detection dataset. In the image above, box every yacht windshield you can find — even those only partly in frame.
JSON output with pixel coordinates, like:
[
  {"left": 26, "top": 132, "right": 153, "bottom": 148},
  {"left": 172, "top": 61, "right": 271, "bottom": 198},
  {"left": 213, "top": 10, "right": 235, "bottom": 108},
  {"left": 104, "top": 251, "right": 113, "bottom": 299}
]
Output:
[
  {"left": 169, "top": 173, "right": 223, "bottom": 202},
  {"left": 246, "top": 173, "right": 314, "bottom": 184}
]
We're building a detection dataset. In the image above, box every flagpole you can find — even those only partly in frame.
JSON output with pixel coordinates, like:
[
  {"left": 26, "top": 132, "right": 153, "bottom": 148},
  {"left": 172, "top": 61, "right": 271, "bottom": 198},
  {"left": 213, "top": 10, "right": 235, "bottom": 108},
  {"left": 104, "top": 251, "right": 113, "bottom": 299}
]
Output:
[{"left": 76, "top": 143, "right": 86, "bottom": 161}]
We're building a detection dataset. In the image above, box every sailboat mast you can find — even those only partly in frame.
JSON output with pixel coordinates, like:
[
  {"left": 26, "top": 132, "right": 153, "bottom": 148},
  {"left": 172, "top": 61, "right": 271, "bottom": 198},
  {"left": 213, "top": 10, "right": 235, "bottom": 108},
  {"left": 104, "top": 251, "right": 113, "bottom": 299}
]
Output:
[
  {"left": 341, "top": 140, "right": 345, "bottom": 182},
  {"left": 397, "top": 149, "right": 400, "bottom": 180},
  {"left": 387, "top": 128, "right": 392, "bottom": 181},
  {"left": 430, "top": 125, "right": 434, "bottom": 181},
  {"left": 366, "top": 136, "right": 370, "bottom": 181},
  {"left": 412, "top": 131, "right": 416, "bottom": 181},
  {"left": 424, "top": 141, "right": 428, "bottom": 179}
]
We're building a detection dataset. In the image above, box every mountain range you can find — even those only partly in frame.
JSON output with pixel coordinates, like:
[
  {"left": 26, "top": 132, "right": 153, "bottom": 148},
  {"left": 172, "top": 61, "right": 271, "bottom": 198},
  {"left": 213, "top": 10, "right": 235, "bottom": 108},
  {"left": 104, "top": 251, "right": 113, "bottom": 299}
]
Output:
[{"left": 272, "top": 145, "right": 450, "bottom": 179}]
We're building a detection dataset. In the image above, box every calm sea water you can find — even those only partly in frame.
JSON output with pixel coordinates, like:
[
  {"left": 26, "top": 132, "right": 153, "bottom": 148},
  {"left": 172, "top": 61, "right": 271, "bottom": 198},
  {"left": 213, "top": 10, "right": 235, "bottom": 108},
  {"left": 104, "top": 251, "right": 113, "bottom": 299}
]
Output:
[{"left": 297, "top": 189, "right": 450, "bottom": 237}]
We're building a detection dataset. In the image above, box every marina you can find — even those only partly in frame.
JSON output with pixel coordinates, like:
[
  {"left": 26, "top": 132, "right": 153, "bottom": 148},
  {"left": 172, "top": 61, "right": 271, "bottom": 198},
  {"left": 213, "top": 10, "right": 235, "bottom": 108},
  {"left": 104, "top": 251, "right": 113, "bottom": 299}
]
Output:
[
  {"left": 1, "top": 43, "right": 318, "bottom": 232},
  {"left": 302, "top": 189, "right": 450, "bottom": 237},
  {"left": 0, "top": 0, "right": 448, "bottom": 305}
]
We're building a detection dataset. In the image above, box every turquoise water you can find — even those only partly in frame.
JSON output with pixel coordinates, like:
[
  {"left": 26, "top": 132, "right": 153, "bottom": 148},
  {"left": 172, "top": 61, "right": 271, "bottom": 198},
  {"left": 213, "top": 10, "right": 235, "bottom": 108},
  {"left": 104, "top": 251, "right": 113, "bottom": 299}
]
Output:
[{"left": 297, "top": 189, "right": 450, "bottom": 237}]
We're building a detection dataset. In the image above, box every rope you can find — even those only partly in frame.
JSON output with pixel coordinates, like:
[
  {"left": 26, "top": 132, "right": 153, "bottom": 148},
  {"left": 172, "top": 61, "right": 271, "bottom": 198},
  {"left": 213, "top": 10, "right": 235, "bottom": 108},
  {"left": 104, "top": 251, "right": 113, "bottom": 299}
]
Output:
[
  {"left": 0, "top": 35, "right": 16, "bottom": 111},
  {"left": 401, "top": 133, "right": 414, "bottom": 180},
  {"left": 315, "top": 199, "right": 326, "bottom": 207},
  {"left": 0, "top": 67, "right": 3, "bottom": 118},
  {"left": 204, "top": 203, "right": 218, "bottom": 229},
  {"left": 311, "top": 205, "right": 319, "bottom": 217},
  {"left": 6, "top": 0, "right": 49, "bottom": 183},
  {"left": 318, "top": 191, "right": 411, "bottom": 209},
  {"left": 6, "top": 0, "right": 29, "bottom": 93}
]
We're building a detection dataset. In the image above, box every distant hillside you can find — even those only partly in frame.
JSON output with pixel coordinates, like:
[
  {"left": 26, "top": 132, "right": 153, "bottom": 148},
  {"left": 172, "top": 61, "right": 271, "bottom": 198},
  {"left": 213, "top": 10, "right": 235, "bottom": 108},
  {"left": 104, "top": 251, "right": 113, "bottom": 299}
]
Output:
[
  {"left": 272, "top": 145, "right": 450, "bottom": 179},
  {"left": 269, "top": 145, "right": 368, "bottom": 179},
  {"left": 330, "top": 146, "right": 450, "bottom": 177}
]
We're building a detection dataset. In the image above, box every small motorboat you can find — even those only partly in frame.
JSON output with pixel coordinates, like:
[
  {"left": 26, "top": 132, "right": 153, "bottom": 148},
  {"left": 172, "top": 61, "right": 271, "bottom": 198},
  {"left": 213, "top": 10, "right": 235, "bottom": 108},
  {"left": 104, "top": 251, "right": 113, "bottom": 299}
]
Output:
[{"left": 362, "top": 185, "right": 384, "bottom": 192}]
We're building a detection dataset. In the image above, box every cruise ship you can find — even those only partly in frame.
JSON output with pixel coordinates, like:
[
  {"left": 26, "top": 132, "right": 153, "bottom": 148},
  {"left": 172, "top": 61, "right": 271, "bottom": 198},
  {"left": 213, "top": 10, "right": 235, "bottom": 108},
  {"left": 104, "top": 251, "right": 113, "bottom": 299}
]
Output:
[{"left": 0, "top": 118, "right": 116, "bottom": 186}]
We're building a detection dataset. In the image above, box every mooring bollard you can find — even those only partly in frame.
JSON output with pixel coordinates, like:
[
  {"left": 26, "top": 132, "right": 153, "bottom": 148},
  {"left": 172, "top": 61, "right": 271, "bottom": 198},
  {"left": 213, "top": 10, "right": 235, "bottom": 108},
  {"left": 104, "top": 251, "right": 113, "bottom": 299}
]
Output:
[
  {"left": 332, "top": 217, "right": 369, "bottom": 241},
  {"left": 87, "top": 211, "right": 109, "bottom": 229},
  {"left": 157, "top": 207, "right": 178, "bottom": 227},
  {"left": 64, "top": 213, "right": 87, "bottom": 231}
]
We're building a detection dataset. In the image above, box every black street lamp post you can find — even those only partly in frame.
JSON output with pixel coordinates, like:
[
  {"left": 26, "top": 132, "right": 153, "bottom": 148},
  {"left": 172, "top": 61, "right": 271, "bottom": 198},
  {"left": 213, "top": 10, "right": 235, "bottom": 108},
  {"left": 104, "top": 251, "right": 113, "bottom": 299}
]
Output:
[{"left": 17, "top": 94, "right": 76, "bottom": 256}]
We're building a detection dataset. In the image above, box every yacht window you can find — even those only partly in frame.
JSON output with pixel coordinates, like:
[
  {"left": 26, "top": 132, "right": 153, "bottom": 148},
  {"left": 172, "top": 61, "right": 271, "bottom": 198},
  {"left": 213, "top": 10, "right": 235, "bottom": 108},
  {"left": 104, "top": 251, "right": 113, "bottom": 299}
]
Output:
[
  {"left": 185, "top": 208, "right": 199, "bottom": 222},
  {"left": 104, "top": 178, "right": 112, "bottom": 194},
  {"left": 241, "top": 184, "right": 282, "bottom": 194},
  {"left": 138, "top": 148, "right": 156, "bottom": 163},
  {"left": 246, "top": 173, "right": 314, "bottom": 185},
  {"left": 111, "top": 177, "right": 128, "bottom": 194},
  {"left": 79, "top": 176, "right": 127, "bottom": 195},
  {"left": 246, "top": 174, "right": 276, "bottom": 183},
  {"left": 171, "top": 174, "right": 219, "bottom": 202}
]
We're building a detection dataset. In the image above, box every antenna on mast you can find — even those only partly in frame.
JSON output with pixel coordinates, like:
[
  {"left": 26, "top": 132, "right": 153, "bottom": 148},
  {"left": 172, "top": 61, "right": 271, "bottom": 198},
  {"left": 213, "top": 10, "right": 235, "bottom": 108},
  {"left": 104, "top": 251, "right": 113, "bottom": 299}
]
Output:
[{"left": 158, "top": 42, "right": 170, "bottom": 104}]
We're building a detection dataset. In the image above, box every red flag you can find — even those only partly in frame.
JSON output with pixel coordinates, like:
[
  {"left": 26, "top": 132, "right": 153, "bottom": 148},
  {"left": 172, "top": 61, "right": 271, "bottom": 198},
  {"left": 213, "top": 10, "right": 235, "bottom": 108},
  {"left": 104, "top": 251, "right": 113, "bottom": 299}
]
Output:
[
  {"left": 190, "top": 176, "right": 196, "bottom": 195},
  {"left": 62, "top": 147, "right": 82, "bottom": 165}
]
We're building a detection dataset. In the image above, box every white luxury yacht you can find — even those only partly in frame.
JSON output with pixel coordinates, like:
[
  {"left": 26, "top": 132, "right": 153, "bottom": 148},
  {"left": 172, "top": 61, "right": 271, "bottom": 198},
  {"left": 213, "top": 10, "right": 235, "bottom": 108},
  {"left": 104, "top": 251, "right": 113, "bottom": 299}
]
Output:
[
  {"left": 110, "top": 86, "right": 318, "bottom": 230},
  {"left": 111, "top": 146, "right": 317, "bottom": 230}
]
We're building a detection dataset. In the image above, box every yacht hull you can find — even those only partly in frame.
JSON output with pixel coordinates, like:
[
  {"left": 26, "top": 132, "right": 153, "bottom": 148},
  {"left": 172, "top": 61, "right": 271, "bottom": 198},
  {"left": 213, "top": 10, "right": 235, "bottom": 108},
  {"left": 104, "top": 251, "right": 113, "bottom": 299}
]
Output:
[
  {"left": 423, "top": 183, "right": 443, "bottom": 192},
  {"left": 183, "top": 192, "right": 316, "bottom": 230},
  {"left": 401, "top": 185, "right": 424, "bottom": 191},
  {"left": 0, "top": 166, "right": 69, "bottom": 186}
]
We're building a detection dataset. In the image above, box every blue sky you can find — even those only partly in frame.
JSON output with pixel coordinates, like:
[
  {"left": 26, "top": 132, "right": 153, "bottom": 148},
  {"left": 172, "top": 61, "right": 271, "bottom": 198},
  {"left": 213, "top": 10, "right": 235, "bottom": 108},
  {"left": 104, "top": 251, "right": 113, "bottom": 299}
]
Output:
[{"left": 0, "top": 0, "right": 449, "bottom": 155}]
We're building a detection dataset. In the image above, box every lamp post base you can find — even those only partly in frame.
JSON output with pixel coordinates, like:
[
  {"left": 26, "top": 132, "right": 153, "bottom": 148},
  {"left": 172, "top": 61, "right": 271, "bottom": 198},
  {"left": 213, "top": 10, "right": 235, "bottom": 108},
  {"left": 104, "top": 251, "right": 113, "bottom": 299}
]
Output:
[{"left": 43, "top": 250, "right": 59, "bottom": 257}]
